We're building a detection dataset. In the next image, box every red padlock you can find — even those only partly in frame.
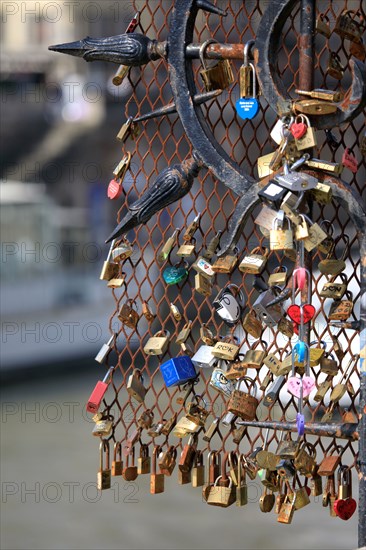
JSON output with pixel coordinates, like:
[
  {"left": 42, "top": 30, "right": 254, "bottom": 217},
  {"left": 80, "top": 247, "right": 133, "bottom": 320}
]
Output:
[
  {"left": 341, "top": 148, "right": 358, "bottom": 173},
  {"left": 290, "top": 116, "right": 308, "bottom": 139},
  {"left": 108, "top": 178, "right": 123, "bottom": 200},
  {"left": 86, "top": 367, "right": 114, "bottom": 413}
]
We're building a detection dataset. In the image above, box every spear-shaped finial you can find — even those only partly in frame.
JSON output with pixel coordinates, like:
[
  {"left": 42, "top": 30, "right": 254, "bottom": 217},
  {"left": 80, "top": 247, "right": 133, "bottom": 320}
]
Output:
[
  {"left": 196, "top": 0, "right": 227, "bottom": 16},
  {"left": 49, "top": 33, "right": 166, "bottom": 66}
]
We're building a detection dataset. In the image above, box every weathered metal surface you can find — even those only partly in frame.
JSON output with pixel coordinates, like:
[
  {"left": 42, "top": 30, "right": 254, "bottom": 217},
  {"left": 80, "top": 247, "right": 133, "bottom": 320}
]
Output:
[{"left": 237, "top": 420, "right": 359, "bottom": 441}]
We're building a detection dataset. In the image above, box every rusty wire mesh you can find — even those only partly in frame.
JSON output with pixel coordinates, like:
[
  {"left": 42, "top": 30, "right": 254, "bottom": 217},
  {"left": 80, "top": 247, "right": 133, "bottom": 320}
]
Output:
[{"left": 97, "top": 0, "right": 365, "bottom": 490}]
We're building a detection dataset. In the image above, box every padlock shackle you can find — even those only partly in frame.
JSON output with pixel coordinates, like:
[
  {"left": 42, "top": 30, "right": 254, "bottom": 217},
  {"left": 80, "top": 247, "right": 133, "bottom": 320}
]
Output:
[{"left": 199, "top": 38, "right": 218, "bottom": 70}]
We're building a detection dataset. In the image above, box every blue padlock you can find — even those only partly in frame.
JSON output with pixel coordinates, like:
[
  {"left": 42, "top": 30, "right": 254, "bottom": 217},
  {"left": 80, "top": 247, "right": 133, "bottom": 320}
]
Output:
[
  {"left": 236, "top": 62, "right": 259, "bottom": 120},
  {"left": 162, "top": 263, "right": 188, "bottom": 285},
  {"left": 293, "top": 341, "right": 307, "bottom": 364},
  {"left": 159, "top": 356, "right": 197, "bottom": 387}
]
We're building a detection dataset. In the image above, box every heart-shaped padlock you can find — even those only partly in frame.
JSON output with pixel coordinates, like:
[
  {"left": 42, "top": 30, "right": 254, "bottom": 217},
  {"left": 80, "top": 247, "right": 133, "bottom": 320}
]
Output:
[
  {"left": 333, "top": 498, "right": 357, "bottom": 520},
  {"left": 163, "top": 264, "right": 188, "bottom": 285},
  {"left": 287, "top": 304, "right": 316, "bottom": 324},
  {"left": 287, "top": 376, "right": 315, "bottom": 398},
  {"left": 290, "top": 121, "right": 307, "bottom": 139}
]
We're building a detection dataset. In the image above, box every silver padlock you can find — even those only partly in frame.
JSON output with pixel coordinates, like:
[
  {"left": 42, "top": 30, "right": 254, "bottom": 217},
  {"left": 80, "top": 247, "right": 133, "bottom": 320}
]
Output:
[
  {"left": 275, "top": 171, "right": 318, "bottom": 191},
  {"left": 95, "top": 334, "right": 116, "bottom": 364},
  {"left": 222, "top": 411, "right": 237, "bottom": 427},
  {"left": 213, "top": 284, "right": 244, "bottom": 326},
  {"left": 191, "top": 345, "right": 218, "bottom": 369},
  {"left": 252, "top": 289, "right": 284, "bottom": 327}
]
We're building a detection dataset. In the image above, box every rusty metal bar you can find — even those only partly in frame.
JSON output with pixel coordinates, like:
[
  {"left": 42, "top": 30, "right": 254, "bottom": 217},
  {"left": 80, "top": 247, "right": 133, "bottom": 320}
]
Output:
[
  {"left": 185, "top": 42, "right": 245, "bottom": 60},
  {"left": 359, "top": 234, "right": 366, "bottom": 546},
  {"left": 298, "top": 0, "right": 315, "bottom": 90},
  {"left": 237, "top": 420, "right": 359, "bottom": 441}
]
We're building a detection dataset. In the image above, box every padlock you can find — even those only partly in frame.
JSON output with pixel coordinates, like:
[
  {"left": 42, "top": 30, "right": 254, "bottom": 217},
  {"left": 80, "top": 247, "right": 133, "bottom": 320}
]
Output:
[
  {"left": 318, "top": 235, "right": 349, "bottom": 276},
  {"left": 213, "top": 284, "right": 244, "bottom": 326},
  {"left": 242, "top": 310, "right": 263, "bottom": 338},
  {"left": 137, "top": 444, "right": 151, "bottom": 475},
  {"left": 295, "top": 214, "right": 310, "bottom": 241},
  {"left": 252, "top": 288, "right": 284, "bottom": 327},
  {"left": 280, "top": 190, "right": 304, "bottom": 225},
  {"left": 185, "top": 396, "right": 210, "bottom": 427},
  {"left": 112, "top": 442, "right": 123, "bottom": 476},
  {"left": 170, "top": 303, "right": 182, "bottom": 322},
  {"left": 159, "top": 355, "right": 197, "bottom": 387},
  {"left": 334, "top": 10, "right": 365, "bottom": 42},
  {"left": 209, "top": 365, "right": 235, "bottom": 398},
  {"left": 268, "top": 265, "right": 288, "bottom": 287},
  {"left": 350, "top": 39, "right": 366, "bottom": 61},
  {"left": 150, "top": 446, "right": 164, "bottom": 494},
  {"left": 261, "top": 469, "right": 280, "bottom": 492},
  {"left": 270, "top": 117, "right": 292, "bottom": 145},
  {"left": 177, "top": 238, "right": 196, "bottom": 257},
  {"left": 342, "top": 148, "right": 358, "bottom": 173},
  {"left": 294, "top": 442, "right": 317, "bottom": 477},
  {"left": 277, "top": 492, "right": 297, "bottom": 524},
  {"left": 143, "top": 330, "right": 170, "bottom": 356},
  {"left": 225, "top": 354, "right": 248, "bottom": 380},
  {"left": 236, "top": 455, "right": 248, "bottom": 507},
  {"left": 276, "top": 434, "right": 298, "bottom": 459},
  {"left": 270, "top": 213, "right": 294, "bottom": 252},
  {"left": 276, "top": 459, "right": 296, "bottom": 479},
  {"left": 202, "top": 451, "right": 221, "bottom": 501},
  {"left": 126, "top": 369, "right": 148, "bottom": 402},
  {"left": 227, "top": 377, "right": 259, "bottom": 420},
  {"left": 211, "top": 248, "right": 239, "bottom": 274},
  {"left": 100, "top": 240, "right": 119, "bottom": 281},
  {"left": 310, "top": 182, "right": 333, "bottom": 205},
  {"left": 192, "top": 451, "right": 205, "bottom": 488},
  {"left": 241, "top": 340, "right": 268, "bottom": 369},
  {"left": 111, "top": 238, "right": 133, "bottom": 262},
  {"left": 92, "top": 415, "right": 113, "bottom": 437},
  {"left": 137, "top": 409, "right": 154, "bottom": 430},
  {"left": 207, "top": 453, "right": 236, "bottom": 507},
  {"left": 108, "top": 152, "right": 131, "bottom": 200},
  {"left": 162, "top": 261, "right": 189, "bottom": 285},
  {"left": 317, "top": 448, "right": 341, "bottom": 476},
  {"left": 277, "top": 316, "right": 294, "bottom": 338},
  {"left": 320, "top": 353, "right": 338, "bottom": 376},
  {"left": 194, "top": 272, "right": 213, "bottom": 296},
  {"left": 255, "top": 204, "right": 279, "bottom": 235},
  {"left": 259, "top": 487, "right": 276, "bottom": 513},
  {"left": 203, "top": 230, "right": 222, "bottom": 260},
  {"left": 328, "top": 291, "right": 354, "bottom": 321},
  {"left": 316, "top": 13, "right": 331, "bottom": 37},
  {"left": 157, "top": 228, "right": 179, "bottom": 264},
  {"left": 263, "top": 352, "right": 283, "bottom": 376},
  {"left": 175, "top": 320, "right": 192, "bottom": 345},
  {"left": 303, "top": 219, "right": 329, "bottom": 252},
  {"left": 320, "top": 273, "right": 347, "bottom": 300},
  {"left": 314, "top": 377, "right": 333, "bottom": 402},
  {"left": 94, "top": 334, "right": 116, "bottom": 364},
  {"left": 97, "top": 440, "right": 111, "bottom": 491},
  {"left": 289, "top": 480, "right": 310, "bottom": 510},
  {"left": 239, "top": 247, "right": 269, "bottom": 274},
  {"left": 327, "top": 52, "right": 344, "bottom": 80},
  {"left": 212, "top": 339, "right": 240, "bottom": 361},
  {"left": 179, "top": 434, "right": 197, "bottom": 473},
  {"left": 263, "top": 375, "right": 286, "bottom": 407},
  {"left": 309, "top": 340, "right": 326, "bottom": 367},
  {"left": 191, "top": 345, "right": 217, "bottom": 369},
  {"left": 172, "top": 416, "right": 201, "bottom": 438},
  {"left": 239, "top": 39, "right": 255, "bottom": 98},
  {"left": 304, "top": 157, "right": 343, "bottom": 175},
  {"left": 122, "top": 447, "right": 138, "bottom": 481},
  {"left": 159, "top": 446, "right": 177, "bottom": 476},
  {"left": 199, "top": 39, "right": 234, "bottom": 91},
  {"left": 275, "top": 171, "right": 318, "bottom": 192},
  {"left": 116, "top": 116, "right": 139, "bottom": 142},
  {"left": 291, "top": 114, "right": 317, "bottom": 150},
  {"left": 118, "top": 299, "right": 139, "bottom": 329},
  {"left": 310, "top": 472, "right": 323, "bottom": 497},
  {"left": 236, "top": 61, "right": 259, "bottom": 120},
  {"left": 293, "top": 98, "right": 338, "bottom": 115},
  {"left": 257, "top": 151, "right": 276, "bottom": 178},
  {"left": 142, "top": 300, "right": 155, "bottom": 322},
  {"left": 199, "top": 323, "right": 216, "bottom": 346},
  {"left": 192, "top": 256, "right": 215, "bottom": 280},
  {"left": 203, "top": 417, "right": 220, "bottom": 442},
  {"left": 86, "top": 367, "right": 114, "bottom": 414}
]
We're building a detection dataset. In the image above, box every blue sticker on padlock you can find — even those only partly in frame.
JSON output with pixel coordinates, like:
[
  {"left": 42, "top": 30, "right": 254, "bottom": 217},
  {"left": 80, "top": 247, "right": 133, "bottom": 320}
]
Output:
[
  {"left": 294, "top": 341, "right": 306, "bottom": 363},
  {"left": 236, "top": 98, "right": 259, "bottom": 120}
]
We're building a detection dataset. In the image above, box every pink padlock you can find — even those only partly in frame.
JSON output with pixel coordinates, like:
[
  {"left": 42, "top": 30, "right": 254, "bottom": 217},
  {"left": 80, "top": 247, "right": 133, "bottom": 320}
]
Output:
[
  {"left": 86, "top": 367, "right": 114, "bottom": 413},
  {"left": 293, "top": 267, "right": 307, "bottom": 291},
  {"left": 341, "top": 148, "right": 358, "bottom": 174}
]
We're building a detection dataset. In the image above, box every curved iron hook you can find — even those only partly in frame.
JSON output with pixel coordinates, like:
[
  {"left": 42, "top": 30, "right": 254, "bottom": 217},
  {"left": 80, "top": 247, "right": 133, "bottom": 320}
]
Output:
[{"left": 254, "top": 0, "right": 366, "bottom": 128}]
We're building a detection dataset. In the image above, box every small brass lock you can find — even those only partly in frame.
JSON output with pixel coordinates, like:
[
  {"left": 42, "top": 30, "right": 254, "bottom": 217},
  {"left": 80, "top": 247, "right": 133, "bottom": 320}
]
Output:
[
  {"left": 143, "top": 330, "right": 170, "bottom": 356},
  {"left": 97, "top": 440, "right": 111, "bottom": 491},
  {"left": 118, "top": 299, "right": 139, "bottom": 329},
  {"left": 239, "top": 246, "right": 269, "bottom": 274},
  {"left": 199, "top": 39, "right": 234, "bottom": 92},
  {"left": 126, "top": 369, "right": 148, "bottom": 403}
]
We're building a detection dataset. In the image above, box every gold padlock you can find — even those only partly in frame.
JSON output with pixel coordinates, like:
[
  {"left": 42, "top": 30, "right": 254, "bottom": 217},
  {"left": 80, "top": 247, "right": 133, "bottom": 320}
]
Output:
[
  {"left": 320, "top": 273, "right": 347, "bottom": 300},
  {"left": 303, "top": 222, "right": 328, "bottom": 252},
  {"left": 211, "top": 248, "right": 239, "bottom": 274},
  {"left": 195, "top": 272, "right": 213, "bottom": 296},
  {"left": 100, "top": 240, "right": 119, "bottom": 281},
  {"left": 293, "top": 114, "right": 317, "bottom": 150},
  {"left": 118, "top": 299, "right": 139, "bottom": 329},
  {"left": 177, "top": 238, "right": 196, "bottom": 257},
  {"left": 316, "top": 13, "right": 331, "bottom": 37},
  {"left": 199, "top": 39, "right": 234, "bottom": 92},
  {"left": 241, "top": 340, "right": 268, "bottom": 369},
  {"left": 270, "top": 215, "right": 294, "bottom": 252},
  {"left": 143, "top": 330, "right": 170, "bottom": 355},
  {"left": 126, "top": 369, "right": 148, "bottom": 403},
  {"left": 93, "top": 416, "right": 114, "bottom": 437},
  {"left": 97, "top": 440, "right": 111, "bottom": 490},
  {"left": 327, "top": 52, "right": 345, "bottom": 80},
  {"left": 257, "top": 152, "right": 276, "bottom": 179},
  {"left": 212, "top": 339, "right": 239, "bottom": 361},
  {"left": 334, "top": 9, "right": 365, "bottom": 43},
  {"left": 309, "top": 341, "right": 326, "bottom": 367},
  {"left": 239, "top": 246, "right": 269, "bottom": 274},
  {"left": 293, "top": 99, "right": 337, "bottom": 115},
  {"left": 310, "top": 182, "right": 332, "bottom": 205},
  {"left": 242, "top": 310, "right": 263, "bottom": 339},
  {"left": 268, "top": 265, "right": 288, "bottom": 287},
  {"left": 328, "top": 291, "right": 354, "bottom": 321}
]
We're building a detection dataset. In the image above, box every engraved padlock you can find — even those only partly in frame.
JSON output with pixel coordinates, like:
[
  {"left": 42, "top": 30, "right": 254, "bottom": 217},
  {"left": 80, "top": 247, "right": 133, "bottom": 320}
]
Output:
[
  {"left": 334, "top": 9, "right": 365, "bottom": 42},
  {"left": 199, "top": 39, "right": 234, "bottom": 91},
  {"left": 291, "top": 114, "right": 317, "bottom": 150},
  {"left": 239, "top": 246, "right": 269, "bottom": 275},
  {"left": 270, "top": 213, "right": 294, "bottom": 252},
  {"left": 118, "top": 299, "right": 139, "bottom": 329},
  {"left": 209, "top": 363, "right": 235, "bottom": 398},
  {"left": 227, "top": 377, "right": 259, "bottom": 421},
  {"left": 126, "top": 369, "right": 148, "bottom": 403}
]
